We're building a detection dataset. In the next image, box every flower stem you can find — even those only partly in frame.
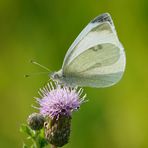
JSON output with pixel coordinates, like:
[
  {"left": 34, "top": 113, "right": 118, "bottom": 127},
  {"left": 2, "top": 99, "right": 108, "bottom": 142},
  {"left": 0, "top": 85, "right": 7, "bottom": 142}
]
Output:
[{"left": 51, "top": 145, "right": 57, "bottom": 148}]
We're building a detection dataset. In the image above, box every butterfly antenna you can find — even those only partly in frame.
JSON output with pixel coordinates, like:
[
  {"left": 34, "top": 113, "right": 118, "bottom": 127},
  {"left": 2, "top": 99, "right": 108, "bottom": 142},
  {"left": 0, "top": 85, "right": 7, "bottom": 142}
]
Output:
[{"left": 30, "top": 60, "right": 52, "bottom": 72}]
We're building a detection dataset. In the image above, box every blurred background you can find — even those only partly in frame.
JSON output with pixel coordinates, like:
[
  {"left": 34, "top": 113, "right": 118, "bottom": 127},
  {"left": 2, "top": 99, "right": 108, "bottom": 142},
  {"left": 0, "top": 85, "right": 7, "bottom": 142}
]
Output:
[{"left": 0, "top": 0, "right": 148, "bottom": 147}]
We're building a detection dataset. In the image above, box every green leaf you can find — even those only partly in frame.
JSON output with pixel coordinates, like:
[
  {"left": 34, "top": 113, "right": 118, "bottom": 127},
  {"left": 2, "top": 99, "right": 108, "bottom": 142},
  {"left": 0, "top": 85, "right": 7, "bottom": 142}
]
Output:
[
  {"left": 20, "top": 124, "right": 48, "bottom": 148},
  {"left": 33, "top": 129, "right": 48, "bottom": 147},
  {"left": 23, "top": 143, "right": 28, "bottom": 148},
  {"left": 20, "top": 124, "right": 35, "bottom": 138},
  {"left": 30, "top": 145, "right": 36, "bottom": 148}
]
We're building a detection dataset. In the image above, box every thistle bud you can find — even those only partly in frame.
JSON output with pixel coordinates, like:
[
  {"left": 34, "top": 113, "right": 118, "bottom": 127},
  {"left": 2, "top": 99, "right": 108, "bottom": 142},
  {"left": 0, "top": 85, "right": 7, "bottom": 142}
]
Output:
[
  {"left": 45, "top": 116, "right": 71, "bottom": 147},
  {"left": 27, "top": 113, "right": 45, "bottom": 130}
]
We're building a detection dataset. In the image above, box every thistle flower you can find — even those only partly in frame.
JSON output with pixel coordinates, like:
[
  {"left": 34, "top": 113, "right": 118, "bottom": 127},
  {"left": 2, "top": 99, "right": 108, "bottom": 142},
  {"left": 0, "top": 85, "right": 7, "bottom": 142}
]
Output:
[
  {"left": 35, "top": 82, "right": 86, "bottom": 147},
  {"left": 36, "top": 82, "right": 86, "bottom": 119}
]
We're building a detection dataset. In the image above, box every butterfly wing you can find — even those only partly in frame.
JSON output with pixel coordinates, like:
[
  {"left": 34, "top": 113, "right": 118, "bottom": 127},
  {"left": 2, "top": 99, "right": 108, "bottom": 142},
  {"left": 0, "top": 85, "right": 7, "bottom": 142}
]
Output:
[{"left": 61, "top": 13, "right": 126, "bottom": 88}]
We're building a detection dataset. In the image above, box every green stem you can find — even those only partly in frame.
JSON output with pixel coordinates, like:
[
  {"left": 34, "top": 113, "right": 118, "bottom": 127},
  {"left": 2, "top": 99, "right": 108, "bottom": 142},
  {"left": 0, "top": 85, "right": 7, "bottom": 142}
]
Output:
[{"left": 32, "top": 131, "right": 41, "bottom": 148}]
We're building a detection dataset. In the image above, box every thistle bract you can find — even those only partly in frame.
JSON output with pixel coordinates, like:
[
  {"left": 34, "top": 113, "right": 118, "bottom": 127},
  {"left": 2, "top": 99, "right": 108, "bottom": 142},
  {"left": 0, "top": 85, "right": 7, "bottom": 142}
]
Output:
[{"left": 45, "top": 115, "right": 71, "bottom": 147}]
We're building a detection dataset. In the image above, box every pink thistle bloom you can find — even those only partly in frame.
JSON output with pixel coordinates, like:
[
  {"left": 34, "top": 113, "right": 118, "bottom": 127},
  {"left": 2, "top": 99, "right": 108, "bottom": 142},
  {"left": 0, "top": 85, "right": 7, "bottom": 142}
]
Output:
[{"left": 36, "top": 82, "right": 86, "bottom": 119}]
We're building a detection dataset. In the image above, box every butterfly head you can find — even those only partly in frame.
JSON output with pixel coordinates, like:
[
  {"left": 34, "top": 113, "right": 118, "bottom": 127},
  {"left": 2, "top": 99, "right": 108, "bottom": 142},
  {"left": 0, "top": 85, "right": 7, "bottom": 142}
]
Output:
[{"left": 50, "top": 70, "right": 63, "bottom": 82}]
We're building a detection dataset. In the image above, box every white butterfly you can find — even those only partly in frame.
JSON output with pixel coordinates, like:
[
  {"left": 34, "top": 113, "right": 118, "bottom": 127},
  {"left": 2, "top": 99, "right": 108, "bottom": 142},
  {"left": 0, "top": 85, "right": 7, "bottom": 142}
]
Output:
[{"left": 51, "top": 13, "right": 126, "bottom": 88}]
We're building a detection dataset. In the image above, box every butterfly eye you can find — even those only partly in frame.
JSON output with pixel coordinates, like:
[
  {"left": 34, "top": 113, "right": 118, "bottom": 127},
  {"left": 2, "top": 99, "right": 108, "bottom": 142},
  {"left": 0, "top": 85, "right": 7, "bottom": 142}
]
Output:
[
  {"left": 53, "top": 73, "right": 60, "bottom": 79},
  {"left": 50, "top": 72, "right": 59, "bottom": 79}
]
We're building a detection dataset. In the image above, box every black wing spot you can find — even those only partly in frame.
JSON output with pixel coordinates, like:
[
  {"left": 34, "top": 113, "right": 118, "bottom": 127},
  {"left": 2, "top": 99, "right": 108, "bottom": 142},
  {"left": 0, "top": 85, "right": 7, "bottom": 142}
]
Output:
[
  {"left": 91, "top": 13, "right": 113, "bottom": 25},
  {"left": 92, "top": 45, "right": 103, "bottom": 51}
]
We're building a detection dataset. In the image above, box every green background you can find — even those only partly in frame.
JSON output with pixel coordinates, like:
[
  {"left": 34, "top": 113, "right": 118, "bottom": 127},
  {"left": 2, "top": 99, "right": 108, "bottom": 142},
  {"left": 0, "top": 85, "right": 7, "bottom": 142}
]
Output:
[{"left": 0, "top": 0, "right": 148, "bottom": 147}]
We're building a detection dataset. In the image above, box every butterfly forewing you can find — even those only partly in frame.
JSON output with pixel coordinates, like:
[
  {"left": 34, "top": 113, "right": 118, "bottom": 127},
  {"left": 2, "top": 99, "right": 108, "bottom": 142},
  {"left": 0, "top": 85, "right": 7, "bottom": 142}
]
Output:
[{"left": 61, "top": 13, "right": 126, "bottom": 88}]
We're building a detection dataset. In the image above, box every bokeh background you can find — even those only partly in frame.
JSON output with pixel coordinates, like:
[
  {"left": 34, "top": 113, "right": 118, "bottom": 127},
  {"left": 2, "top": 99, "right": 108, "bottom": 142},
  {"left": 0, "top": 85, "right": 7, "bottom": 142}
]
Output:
[{"left": 0, "top": 0, "right": 148, "bottom": 147}]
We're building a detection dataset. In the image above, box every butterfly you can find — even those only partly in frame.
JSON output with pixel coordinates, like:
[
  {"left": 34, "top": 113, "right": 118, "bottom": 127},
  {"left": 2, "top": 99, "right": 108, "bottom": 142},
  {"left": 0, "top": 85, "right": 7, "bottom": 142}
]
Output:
[{"left": 50, "top": 13, "right": 126, "bottom": 88}]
